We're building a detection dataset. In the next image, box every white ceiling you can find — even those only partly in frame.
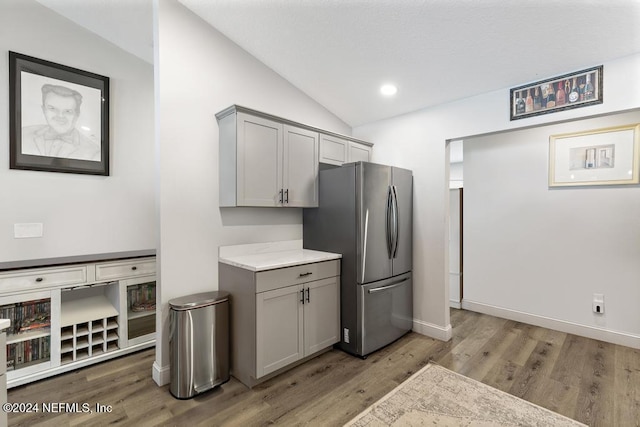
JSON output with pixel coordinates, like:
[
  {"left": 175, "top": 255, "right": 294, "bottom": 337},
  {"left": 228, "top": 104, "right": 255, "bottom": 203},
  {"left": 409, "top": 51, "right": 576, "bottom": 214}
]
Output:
[{"left": 36, "top": 0, "right": 640, "bottom": 128}]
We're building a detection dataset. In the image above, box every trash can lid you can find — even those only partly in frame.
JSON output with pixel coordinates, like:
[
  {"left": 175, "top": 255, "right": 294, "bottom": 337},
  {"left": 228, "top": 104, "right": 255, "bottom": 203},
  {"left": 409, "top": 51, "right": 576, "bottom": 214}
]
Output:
[{"left": 169, "top": 291, "right": 230, "bottom": 310}]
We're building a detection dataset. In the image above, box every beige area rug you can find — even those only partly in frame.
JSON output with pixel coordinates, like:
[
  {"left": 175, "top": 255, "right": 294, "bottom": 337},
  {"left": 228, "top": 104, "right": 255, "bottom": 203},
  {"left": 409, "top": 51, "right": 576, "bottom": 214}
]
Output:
[{"left": 345, "top": 363, "right": 586, "bottom": 426}]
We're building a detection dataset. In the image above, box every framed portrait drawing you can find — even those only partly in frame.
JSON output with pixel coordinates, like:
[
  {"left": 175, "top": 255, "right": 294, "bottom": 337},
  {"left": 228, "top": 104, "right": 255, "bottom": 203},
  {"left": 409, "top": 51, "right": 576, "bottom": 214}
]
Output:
[
  {"left": 9, "top": 51, "right": 110, "bottom": 175},
  {"left": 549, "top": 124, "right": 640, "bottom": 187}
]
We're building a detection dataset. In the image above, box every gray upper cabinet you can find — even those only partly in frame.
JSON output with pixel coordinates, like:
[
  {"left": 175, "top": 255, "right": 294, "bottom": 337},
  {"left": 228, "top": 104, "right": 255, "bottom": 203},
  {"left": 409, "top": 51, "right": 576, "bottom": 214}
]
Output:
[
  {"left": 217, "top": 106, "right": 318, "bottom": 207},
  {"left": 319, "top": 134, "right": 348, "bottom": 166},
  {"left": 348, "top": 140, "right": 372, "bottom": 163},
  {"left": 319, "top": 134, "right": 372, "bottom": 166},
  {"left": 235, "top": 112, "right": 283, "bottom": 207},
  {"left": 283, "top": 125, "right": 319, "bottom": 207},
  {"left": 216, "top": 105, "right": 372, "bottom": 207}
]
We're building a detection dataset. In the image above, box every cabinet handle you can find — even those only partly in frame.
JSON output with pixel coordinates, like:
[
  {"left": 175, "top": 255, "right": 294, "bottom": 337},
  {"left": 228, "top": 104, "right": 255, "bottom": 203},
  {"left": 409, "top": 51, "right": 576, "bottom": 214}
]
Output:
[
  {"left": 279, "top": 189, "right": 284, "bottom": 204},
  {"left": 305, "top": 287, "right": 310, "bottom": 303},
  {"left": 35, "top": 277, "right": 44, "bottom": 282},
  {"left": 285, "top": 189, "right": 289, "bottom": 204},
  {"left": 300, "top": 289, "right": 305, "bottom": 304},
  {"left": 131, "top": 266, "right": 138, "bottom": 271},
  {"left": 298, "top": 272, "right": 312, "bottom": 278}
]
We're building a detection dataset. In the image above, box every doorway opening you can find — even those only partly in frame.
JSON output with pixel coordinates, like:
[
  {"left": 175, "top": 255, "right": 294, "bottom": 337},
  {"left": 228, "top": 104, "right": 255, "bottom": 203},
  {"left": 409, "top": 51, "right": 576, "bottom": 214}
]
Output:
[{"left": 448, "top": 140, "right": 463, "bottom": 308}]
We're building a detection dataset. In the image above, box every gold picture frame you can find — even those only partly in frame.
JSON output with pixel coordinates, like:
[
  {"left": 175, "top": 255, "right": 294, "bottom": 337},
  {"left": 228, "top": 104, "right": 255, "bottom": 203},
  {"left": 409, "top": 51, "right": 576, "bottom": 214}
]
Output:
[{"left": 549, "top": 124, "right": 640, "bottom": 187}]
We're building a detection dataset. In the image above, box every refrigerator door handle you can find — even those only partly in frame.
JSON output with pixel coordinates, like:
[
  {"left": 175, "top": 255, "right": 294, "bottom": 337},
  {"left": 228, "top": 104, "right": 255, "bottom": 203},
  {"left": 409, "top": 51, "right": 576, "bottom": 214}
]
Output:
[
  {"left": 362, "top": 210, "right": 369, "bottom": 281},
  {"left": 391, "top": 185, "right": 399, "bottom": 258},
  {"left": 367, "top": 279, "right": 408, "bottom": 294},
  {"left": 386, "top": 186, "right": 394, "bottom": 259}
]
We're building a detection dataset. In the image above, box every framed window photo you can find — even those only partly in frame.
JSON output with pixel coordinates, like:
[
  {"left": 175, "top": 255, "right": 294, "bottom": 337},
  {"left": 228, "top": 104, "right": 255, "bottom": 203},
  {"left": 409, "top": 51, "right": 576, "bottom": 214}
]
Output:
[
  {"left": 511, "top": 66, "right": 603, "bottom": 121},
  {"left": 9, "top": 51, "right": 109, "bottom": 175},
  {"left": 549, "top": 124, "right": 640, "bottom": 187}
]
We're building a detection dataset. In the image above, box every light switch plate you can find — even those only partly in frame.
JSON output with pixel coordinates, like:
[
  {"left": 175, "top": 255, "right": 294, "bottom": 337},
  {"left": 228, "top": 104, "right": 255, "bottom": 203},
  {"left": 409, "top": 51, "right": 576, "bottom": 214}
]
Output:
[{"left": 14, "top": 223, "right": 43, "bottom": 238}]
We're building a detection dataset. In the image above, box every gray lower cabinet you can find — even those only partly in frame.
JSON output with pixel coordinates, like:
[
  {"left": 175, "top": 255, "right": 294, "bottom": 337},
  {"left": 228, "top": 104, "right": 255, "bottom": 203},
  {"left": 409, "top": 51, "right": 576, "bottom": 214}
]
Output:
[{"left": 219, "top": 260, "right": 340, "bottom": 388}]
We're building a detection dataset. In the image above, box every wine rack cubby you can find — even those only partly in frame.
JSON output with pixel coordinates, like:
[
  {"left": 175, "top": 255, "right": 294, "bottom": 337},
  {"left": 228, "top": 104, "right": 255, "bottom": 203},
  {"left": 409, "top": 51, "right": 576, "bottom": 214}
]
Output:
[{"left": 61, "top": 316, "right": 119, "bottom": 364}]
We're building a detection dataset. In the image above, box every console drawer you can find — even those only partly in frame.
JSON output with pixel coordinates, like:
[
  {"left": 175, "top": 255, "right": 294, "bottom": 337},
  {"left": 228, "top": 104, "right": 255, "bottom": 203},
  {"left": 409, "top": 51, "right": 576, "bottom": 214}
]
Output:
[
  {"left": 0, "top": 266, "right": 87, "bottom": 292},
  {"left": 95, "top": 258, "right": 156, "bottom": 281}
]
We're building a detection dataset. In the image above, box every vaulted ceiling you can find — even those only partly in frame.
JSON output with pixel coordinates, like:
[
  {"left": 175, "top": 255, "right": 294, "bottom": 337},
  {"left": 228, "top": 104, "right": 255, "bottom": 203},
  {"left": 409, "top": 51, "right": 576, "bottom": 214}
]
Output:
[{"left": 36, "top": 0, "right": 640, "bottom": 127}]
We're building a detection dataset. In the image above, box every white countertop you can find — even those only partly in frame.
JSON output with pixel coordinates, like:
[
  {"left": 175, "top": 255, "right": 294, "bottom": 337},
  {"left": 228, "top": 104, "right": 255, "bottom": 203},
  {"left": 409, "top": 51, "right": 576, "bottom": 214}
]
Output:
[{"left": 219, "top": 240, "right": 341, "bottom": 272}]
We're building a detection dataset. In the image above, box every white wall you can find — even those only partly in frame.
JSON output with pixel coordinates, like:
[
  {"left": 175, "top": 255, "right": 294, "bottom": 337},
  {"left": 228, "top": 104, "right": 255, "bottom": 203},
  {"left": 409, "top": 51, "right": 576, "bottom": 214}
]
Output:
[
  {"left": 449, "top": 163, "right": 463, "bottom": 189},
  {"left": 464, "top": 110, "right": 640, "bottom": 347},
  {"left": 354, "top": 52, "right": 640, "bottom": 343},
  {"left": 154, "top": 0, "right": 351, "bottom": 385},
  {"left": 0, "top": 0, "right": 155, "bottom": 262}
]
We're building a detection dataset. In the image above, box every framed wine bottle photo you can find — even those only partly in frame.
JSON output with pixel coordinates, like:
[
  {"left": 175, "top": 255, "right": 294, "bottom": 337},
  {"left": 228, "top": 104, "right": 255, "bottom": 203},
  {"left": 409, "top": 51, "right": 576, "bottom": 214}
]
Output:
[{"left": 510, "top": 66, "right": 603, "bottom": 121}]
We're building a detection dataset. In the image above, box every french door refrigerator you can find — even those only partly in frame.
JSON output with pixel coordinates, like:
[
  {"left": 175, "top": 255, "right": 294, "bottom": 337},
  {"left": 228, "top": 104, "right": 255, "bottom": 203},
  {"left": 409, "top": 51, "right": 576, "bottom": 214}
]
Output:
[{"left": 303, "top": 161, "right": 412, "bottom": 357}]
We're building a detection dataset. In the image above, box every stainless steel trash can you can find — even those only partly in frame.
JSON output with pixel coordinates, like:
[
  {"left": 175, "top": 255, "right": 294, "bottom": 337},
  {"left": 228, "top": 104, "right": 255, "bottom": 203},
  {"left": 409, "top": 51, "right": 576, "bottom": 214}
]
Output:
[{"left": 169, "top": 291, "right": 230, "bottom": 399}]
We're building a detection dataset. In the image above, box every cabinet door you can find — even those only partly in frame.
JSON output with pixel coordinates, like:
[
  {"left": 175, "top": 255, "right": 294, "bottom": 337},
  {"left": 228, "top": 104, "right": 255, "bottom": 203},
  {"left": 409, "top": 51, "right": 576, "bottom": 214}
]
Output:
[
  {"left": 256, "top": 285, "right": 303, "bottom": 378},
  {"left": 0, "top": 290, "right": 58, "bottom": 380},
  {"left": 236, "top": 112, "right": 283, "bottom": 206},
  {"left": 348, "top": 141, "right": 372, "bottom": 163},
  {"left": 283, "top": 125, "right": 319, "bottom": 207},
  {"left": 303, "top": 277, "right": 340, "bottom": 356},
  {"left": 319, "top": 134, "right": 348, "bottom": 166}
]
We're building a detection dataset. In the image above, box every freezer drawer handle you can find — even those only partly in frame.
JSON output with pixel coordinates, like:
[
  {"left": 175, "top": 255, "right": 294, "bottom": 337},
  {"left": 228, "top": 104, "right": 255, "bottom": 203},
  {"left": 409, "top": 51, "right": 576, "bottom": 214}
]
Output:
[
  {"left": 298, "top": 272, "right": 313, "bottom": 278},
  {"left": 367, "top": 280, "right": 408, "bottom": 294}
]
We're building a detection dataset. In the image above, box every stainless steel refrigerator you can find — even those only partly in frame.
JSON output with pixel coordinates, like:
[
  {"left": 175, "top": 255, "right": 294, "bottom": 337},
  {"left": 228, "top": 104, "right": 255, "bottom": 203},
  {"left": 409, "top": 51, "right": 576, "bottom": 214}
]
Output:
[{"left": 303, "top": 161, "right": 412, "bottom": 357}]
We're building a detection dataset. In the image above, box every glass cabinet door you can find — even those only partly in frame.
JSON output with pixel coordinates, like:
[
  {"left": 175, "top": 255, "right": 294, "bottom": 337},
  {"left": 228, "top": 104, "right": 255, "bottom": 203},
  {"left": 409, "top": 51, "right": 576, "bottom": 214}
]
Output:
[
  {"left": 0, "top": 293, "right": 52, "bottom": 372},
  {"left": 125, "top": 279, "right": 156, "bottom": 345}
]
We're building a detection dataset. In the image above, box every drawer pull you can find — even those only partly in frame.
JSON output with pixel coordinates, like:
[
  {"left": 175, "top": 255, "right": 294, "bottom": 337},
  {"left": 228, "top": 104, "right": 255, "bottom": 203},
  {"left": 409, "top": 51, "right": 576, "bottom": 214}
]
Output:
[
  {"left": 131, "top": 266, "right": 138, "bottom": 271},
  {"left": 35, "top": 277, "right": 44, "bottom": 282},
  {"left": 298, "top": 272, "right": 312, "bottom": 278}
]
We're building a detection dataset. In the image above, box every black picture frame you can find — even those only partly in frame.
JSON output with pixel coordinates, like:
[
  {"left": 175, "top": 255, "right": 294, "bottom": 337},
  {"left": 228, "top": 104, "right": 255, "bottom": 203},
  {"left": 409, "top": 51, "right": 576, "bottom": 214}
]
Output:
[
  {"left": 510, "top": 65, "right": 603, "bottom": 121},
  {"left": 9, "top": 51, "right": 109, "bottom": 175}
]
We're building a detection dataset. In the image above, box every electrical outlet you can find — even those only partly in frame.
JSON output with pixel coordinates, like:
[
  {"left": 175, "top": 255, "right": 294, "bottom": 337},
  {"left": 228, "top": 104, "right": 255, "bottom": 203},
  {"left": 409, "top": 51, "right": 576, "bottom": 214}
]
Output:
[{"left": 593, "top": 293, "right": 604, "bottom": 314}]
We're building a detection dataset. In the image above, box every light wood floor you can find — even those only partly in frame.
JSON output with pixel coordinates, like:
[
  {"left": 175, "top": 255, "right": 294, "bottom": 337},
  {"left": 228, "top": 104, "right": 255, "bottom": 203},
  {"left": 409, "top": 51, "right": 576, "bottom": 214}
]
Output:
[{"left": 8, "top": 309, "right": 640, "bottom": 426}]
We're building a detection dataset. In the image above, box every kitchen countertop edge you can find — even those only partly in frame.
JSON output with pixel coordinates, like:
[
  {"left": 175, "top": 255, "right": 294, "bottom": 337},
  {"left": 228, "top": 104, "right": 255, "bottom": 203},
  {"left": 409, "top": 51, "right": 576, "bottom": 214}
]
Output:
[{"left": 219, "top": 249, "right": 341, "bottom": 272}]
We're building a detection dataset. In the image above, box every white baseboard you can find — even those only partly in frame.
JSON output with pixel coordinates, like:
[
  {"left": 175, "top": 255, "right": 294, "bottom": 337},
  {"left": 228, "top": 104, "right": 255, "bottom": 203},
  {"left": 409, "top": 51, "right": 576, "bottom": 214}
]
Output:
[
  {"left": 413, "top": 318, "right": 452, "bottom": 341},
  {"left": 449, "top": 300, "right": 461, "bottom": 309},
  {"left": 152, "top": 361, "right": 171, "bottom": 386},
  {"left": 462, "top": 299, "right": 640, "bottom": 349}
]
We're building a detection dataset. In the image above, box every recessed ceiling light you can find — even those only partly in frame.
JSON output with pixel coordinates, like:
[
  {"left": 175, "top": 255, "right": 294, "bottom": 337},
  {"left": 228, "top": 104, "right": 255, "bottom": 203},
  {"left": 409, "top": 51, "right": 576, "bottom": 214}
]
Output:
[{"left": 380, "top": 84, "right": 398, "bottom": 97}]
